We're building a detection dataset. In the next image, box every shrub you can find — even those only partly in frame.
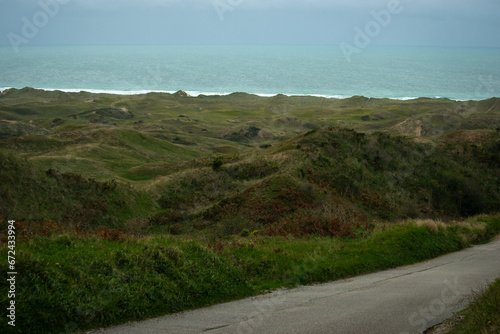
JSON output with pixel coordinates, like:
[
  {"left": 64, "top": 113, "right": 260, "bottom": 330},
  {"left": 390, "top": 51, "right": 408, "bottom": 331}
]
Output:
[
  {"left": 223, "top": 160, "right": 279, "bottom": 180},
  {"left": 211, "top": 156, "right": 223, "bottom": 171}
]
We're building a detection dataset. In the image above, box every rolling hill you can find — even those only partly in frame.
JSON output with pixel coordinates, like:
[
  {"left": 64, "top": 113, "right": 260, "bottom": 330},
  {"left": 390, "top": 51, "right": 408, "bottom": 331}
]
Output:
[{"left": 1, "top": 88, "right": 498, "bottom": 233}]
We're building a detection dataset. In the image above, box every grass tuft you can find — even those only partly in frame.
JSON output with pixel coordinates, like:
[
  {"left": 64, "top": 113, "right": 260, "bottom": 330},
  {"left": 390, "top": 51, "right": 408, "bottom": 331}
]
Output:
[{"left": 412, "top": 219, "right": 447, "bottom": 234}]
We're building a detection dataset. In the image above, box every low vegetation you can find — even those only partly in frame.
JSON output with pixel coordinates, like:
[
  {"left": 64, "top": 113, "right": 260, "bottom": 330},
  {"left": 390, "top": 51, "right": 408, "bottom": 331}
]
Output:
[
  {"left": 1, "top": 216, "right": 499, "bottom": 334},
  {"left": 0, "top": 89, "right": 499, "bottom": 333},
  {"left": 428, "top": 277, "right": 500, "bottom": 334},
  {"left": 0, "top": 150, "right": 156, "bottom": 226},
  {"left": 448, "top": 278, "right": 500, "bottom": 333}
]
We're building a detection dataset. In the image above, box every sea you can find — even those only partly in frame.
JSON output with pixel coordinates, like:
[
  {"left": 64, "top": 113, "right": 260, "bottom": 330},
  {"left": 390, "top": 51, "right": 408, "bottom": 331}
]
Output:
[{"left": 1, "top": 45, "right": 499, "bottom": 101}]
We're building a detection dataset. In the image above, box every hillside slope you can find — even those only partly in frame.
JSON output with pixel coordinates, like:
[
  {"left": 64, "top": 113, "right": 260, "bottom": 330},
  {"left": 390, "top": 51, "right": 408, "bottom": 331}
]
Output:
[
  {"left": 150, "top": 127, "right": 500, "bottom": 236},
  {"left": 0, "top": 150, "right": 156, "bottom": 225},
  {"left": 1, "top": 88, "right": 499, "bottom": 182},
  {"left": 0, "top": 89, "right": 499, "bottom": 233}
]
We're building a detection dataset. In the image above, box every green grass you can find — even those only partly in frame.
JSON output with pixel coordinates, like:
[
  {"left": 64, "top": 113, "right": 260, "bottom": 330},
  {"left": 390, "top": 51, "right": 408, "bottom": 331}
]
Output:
[
  {"left": 1, "top": 89, "right": 500, "bottom": 333},
  {"left": 1, "top": 216, "right": 499, "bottom": 334},
  {"left": 0, "top": 234, "right": 253, "bottom": 334},
  {"left": 226, "top": 224, "right": 463, "bottom": 291},
  {"left": 446, "top": 278, "right": 500, "bottom": 333},
  {"left": 1, "top": 89, "right": 499, "bottom": 184},
  {"left": 2, "top": 124, "right": 499, "bottom": 235},
  {"left": 0, "top": 150, "right": 157, "bottom": 226},
  {"left": 186, "top": 127, "right": 500, "bottom": 237}
]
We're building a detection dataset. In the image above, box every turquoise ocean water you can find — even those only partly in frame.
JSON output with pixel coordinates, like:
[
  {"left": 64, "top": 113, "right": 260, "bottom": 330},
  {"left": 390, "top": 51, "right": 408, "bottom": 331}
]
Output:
[{"left": 1, "top": 45, "right": 499, "bottom": 100}]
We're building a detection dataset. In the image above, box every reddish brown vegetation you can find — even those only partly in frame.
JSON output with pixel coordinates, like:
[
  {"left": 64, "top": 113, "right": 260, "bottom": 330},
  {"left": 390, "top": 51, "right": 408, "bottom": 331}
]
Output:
[{"left": 0, "top": 217, "right": 128, "bottom": 244}]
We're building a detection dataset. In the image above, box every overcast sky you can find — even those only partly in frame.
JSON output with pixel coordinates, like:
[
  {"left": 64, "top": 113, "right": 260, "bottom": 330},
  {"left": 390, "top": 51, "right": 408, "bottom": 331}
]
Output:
[{"left": 1, "top": 0, "right": 499, "bottom": 48}]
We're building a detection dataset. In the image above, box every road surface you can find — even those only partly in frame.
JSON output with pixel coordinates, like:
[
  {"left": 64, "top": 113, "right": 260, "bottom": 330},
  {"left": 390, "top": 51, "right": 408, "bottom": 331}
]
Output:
[{"left": 89, "top": 238, "right": 500, "bottom": 334}]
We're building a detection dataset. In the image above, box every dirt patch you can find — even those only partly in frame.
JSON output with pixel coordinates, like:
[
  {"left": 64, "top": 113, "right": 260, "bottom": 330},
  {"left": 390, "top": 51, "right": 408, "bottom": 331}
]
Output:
[
  {"left": 391, "top": 117, "right": 423, "bottom": 137},
  {"left": 425, "top": 316, "right": 465, "bottom": 334}
]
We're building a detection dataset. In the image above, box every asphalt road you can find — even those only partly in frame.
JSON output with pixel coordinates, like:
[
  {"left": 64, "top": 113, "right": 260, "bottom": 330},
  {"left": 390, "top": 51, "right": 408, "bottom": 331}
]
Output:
[{"left": 90, "top": 238, "right": 500, "bottom": 334}]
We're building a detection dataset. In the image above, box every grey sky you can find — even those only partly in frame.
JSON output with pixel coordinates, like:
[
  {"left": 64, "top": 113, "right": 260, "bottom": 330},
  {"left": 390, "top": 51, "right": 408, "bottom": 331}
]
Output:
[{"left": 0, "top": 0, "right": 499, "bottom": 48}]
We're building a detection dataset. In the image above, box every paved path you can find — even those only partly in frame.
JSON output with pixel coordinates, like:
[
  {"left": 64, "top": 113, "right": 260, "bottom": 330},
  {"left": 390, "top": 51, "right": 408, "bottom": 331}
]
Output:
[{"left": 89, "top": 238, "right": 500, "bottom": 334}]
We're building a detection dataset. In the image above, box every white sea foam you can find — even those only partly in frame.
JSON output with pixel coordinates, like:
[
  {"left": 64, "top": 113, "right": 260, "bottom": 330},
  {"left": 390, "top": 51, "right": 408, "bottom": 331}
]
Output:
[
  {"left": 388, "top": 97, "right": 419, "bottom": 101},
  {"left": 43, "top": 88, "right": 178, "bottom": 96},
  {"left": 0, "top": 87, "right": 488, "bottom": 102},
  {"left": 0, "top": 87, "right": 357, "bottom": 99},
  {"left": 1, "top": 46, "right": 498, "bottom": 101}
]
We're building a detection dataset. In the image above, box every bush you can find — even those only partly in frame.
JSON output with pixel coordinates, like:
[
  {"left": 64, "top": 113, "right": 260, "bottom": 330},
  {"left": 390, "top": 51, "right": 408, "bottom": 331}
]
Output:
[
  {"left": 223, "top": 160, "right": 279, "bottom": 180},
  {"left": 211, "top": 156, "right": 223, "bottom": 171}
]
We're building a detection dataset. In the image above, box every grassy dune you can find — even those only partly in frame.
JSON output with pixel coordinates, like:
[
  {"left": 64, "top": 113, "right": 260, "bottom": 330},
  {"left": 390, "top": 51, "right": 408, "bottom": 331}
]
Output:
[
  {"left": 0, "top": 88, "right": 499, "bottom": 333},
  {"left": 1, "top": 88, "right": 499, "bottom": 182}
]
